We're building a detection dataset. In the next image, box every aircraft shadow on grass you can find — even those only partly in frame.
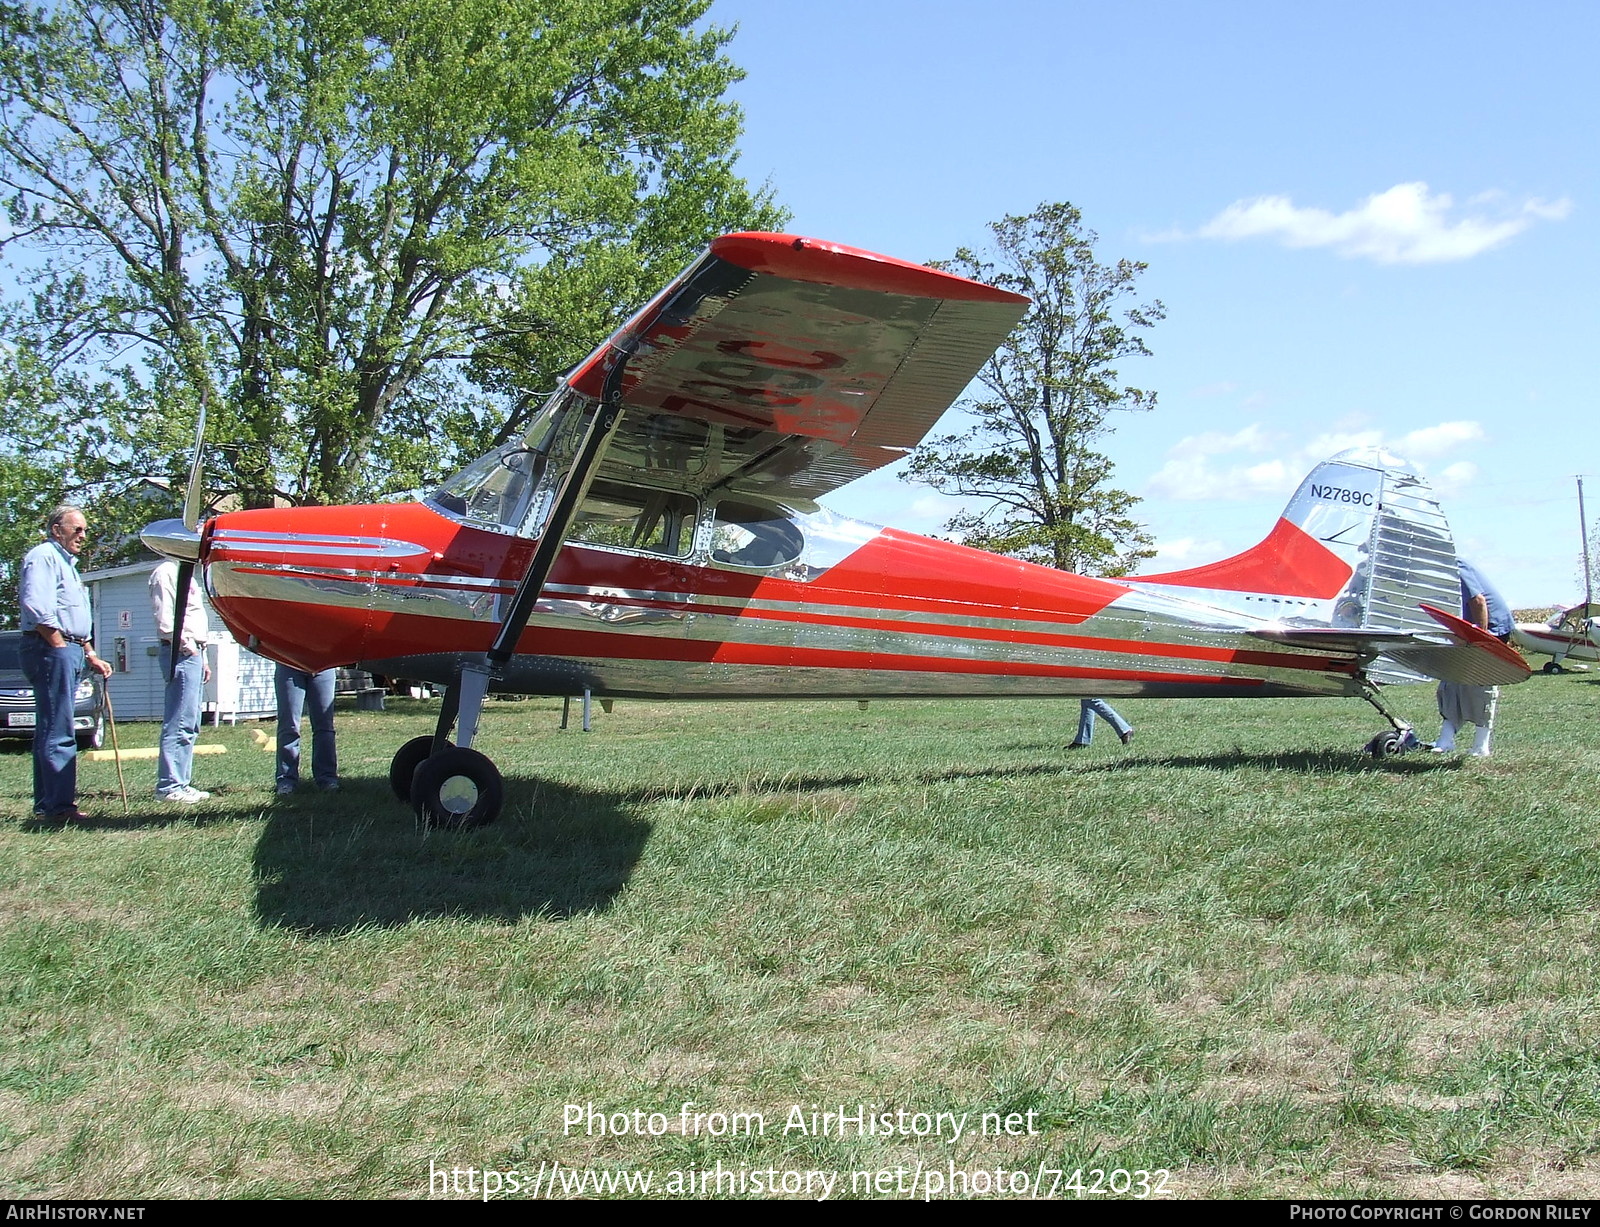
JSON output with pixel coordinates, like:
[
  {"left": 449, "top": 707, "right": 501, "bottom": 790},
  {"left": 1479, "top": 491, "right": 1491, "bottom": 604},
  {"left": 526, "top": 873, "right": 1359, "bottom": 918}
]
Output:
[
  {"left": 252, "top": 776, "right": 654, "bottom": 934},
  {"left": 253, "top": 745, "right": 1452, "bottom": 935},
  {"left": 250, "top": 761, "right": 1088, "bottom": 934},
  {"left": 1077, "top": 747, "right": 1463, "bottom": 774}
]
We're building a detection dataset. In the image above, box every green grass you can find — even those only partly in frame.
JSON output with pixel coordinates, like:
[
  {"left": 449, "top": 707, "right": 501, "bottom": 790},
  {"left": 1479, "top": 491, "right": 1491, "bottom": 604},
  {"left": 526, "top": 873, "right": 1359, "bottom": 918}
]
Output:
[{"left": 3, "top": 676, "right": 1599, "bottom": 1199}]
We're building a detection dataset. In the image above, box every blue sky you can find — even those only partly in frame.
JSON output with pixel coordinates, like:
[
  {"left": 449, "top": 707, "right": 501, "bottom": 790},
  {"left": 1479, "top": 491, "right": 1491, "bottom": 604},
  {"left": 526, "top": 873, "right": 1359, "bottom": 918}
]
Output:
[{"left": 715, "top": 0, "right": 1599, "bottom": 606}]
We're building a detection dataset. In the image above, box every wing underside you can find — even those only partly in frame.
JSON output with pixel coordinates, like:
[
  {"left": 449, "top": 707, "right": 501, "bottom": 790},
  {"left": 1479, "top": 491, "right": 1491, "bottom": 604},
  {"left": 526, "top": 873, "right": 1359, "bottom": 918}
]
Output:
[{"left": 563, "top": 233, "right": 1030, "bottom": 503}]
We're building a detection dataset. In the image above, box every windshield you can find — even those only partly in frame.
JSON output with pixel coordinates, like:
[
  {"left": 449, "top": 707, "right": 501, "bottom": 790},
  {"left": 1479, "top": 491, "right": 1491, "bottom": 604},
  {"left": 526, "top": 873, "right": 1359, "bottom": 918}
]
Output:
[
  {"left": 424, "top": 387, "right": 591, "bottom": 535},
  {"left": 425, "top": 443, "right": 538, "bottom": 531}
]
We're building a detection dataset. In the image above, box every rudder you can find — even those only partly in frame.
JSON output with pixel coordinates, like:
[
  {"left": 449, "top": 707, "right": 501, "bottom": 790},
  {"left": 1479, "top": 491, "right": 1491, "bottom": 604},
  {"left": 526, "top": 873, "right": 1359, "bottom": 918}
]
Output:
[{"left": 1134, "top": 447, "right": 1460, "bottom": 648}]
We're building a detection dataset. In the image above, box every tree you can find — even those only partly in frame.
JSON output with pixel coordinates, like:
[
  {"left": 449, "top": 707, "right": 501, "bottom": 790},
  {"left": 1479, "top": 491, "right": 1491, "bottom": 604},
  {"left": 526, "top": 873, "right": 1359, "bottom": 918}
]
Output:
[
  {"left": 0, "top": 0, "right": 784, "bottom": 525},
  {"left": 904, "top": 202, "right": 1163, "bottom": 577}
]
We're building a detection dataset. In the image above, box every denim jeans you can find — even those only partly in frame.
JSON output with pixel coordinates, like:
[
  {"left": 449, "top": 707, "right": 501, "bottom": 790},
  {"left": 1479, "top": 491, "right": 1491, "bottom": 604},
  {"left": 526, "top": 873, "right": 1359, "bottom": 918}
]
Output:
[
  {"left": 276, "top": 665, "right": 338, "bottom": 787},
  {"left": 158, "top": 643, "right": 204, "bottom": 796},
  {"left": 20, "top": 636, "right": 83, "bottom": 814},
  {"left": 1074, "top": 698, "right": 1131, "bottom": 745}
]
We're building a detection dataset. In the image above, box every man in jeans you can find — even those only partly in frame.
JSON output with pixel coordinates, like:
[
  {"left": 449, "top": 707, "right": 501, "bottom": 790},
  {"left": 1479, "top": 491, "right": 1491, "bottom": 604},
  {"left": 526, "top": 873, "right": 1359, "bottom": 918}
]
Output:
[
  {"left": 149, "top": 558, "right": 211, "bottom": 803},
  {"left": 1068, "top": 698, "right": 1134, "bottom": 748},
  {"left": 17, "top": 505, "right": 114, "bottom": 819},
  {"left": 275, "top": 663, "right": 340, "bottom": 794}
]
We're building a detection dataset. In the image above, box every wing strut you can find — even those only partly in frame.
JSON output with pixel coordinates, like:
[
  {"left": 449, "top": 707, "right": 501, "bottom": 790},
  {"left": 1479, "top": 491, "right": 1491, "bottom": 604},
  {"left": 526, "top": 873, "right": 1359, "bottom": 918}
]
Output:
[
  {"left": 434, "top": 385, "right": 627, "bottom": 754},
  {"left": 430, "top": 296, "right": 672, "bottom": 754}
]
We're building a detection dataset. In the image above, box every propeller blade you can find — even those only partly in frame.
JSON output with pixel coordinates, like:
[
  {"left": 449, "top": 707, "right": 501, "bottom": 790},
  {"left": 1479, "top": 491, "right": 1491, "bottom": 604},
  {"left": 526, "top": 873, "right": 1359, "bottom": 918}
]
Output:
[
  {"left": 166, "top": 560, "right": 194, "bottom": 684},
  {"left": 182, "top": 388, "right": 208, "bottom": 532}
]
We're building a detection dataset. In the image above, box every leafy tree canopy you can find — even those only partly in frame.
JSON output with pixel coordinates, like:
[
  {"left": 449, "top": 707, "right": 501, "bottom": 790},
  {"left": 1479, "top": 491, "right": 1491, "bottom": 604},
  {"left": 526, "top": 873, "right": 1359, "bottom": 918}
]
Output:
[
  {"left": 905, "top": 202, "right": 1162, "bottom": 577},
  {"left": 0, "top": 0, "right": 785, "bottom": 566}
]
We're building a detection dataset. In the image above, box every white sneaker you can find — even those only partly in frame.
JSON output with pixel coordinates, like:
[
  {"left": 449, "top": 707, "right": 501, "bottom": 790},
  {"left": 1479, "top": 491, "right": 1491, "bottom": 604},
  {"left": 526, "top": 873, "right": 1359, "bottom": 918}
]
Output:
[{"left": 159, "top": 786, "right": 211, "bottom": 804}]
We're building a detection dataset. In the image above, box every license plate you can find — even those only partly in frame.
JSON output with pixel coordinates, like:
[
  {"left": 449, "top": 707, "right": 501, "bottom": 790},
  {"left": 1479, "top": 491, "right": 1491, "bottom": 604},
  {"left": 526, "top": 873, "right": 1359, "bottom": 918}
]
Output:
[{"left": 8, "top": 712, "right": 36, "bottom": 728}]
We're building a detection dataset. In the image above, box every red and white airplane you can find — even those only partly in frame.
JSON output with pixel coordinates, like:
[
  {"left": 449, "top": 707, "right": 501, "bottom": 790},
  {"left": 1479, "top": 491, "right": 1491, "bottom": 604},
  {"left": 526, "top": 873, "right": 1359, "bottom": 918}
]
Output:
[{"left": 142, "top": 233, "right": 1528, "bottom": 826}]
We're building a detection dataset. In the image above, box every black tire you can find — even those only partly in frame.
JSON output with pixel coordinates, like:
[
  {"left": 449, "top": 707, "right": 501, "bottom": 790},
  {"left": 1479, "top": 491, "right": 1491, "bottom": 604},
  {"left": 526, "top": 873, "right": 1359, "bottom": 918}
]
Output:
[
  {"left": 1543, "top": 660, "right": 1562, "bottom": 674},
  {"left": 1370, "top": 730, "right": 1402, "bottom": 759},
  {"left": 389, "top": 735, "right": 444, "bottom": 802},
  {"left": 411, "top": 746, "right": 503, "bottom": 830},
  {"left": 77, "top": 711, "right": 105, "bottom": 751}
]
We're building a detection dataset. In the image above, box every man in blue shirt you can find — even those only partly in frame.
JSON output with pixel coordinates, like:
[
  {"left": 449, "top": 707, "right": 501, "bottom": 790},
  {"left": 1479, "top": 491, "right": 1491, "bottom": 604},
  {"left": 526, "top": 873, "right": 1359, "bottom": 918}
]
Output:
[
  {"left": 18, "top": 505, "right": 113, "bottom": 818},
  {"left": 1433, "top": 557, "right": 1512, "bottom": 758}
]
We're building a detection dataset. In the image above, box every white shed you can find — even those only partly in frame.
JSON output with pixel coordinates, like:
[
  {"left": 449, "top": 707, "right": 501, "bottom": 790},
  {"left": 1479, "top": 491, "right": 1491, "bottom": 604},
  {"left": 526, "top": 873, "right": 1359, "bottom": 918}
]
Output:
[{"left": 83, "top": 561, "right": 278, "bottom": 723}]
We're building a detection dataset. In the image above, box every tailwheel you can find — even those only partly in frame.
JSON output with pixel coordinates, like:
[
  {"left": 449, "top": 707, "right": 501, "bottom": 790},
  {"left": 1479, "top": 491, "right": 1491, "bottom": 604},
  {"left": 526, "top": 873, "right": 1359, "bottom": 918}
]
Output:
[
  {"left": 411, "top": 746, "right": 503, "bottom": 829},
  {"left": 389, "top": 735, "right": 446, "bottom": 802},
  {"left": 1369, "top": 730, "right": 1403, "bottom": 759},
  {"left": 1366, "top": 728, "right": 1419, "bottom": 759}
]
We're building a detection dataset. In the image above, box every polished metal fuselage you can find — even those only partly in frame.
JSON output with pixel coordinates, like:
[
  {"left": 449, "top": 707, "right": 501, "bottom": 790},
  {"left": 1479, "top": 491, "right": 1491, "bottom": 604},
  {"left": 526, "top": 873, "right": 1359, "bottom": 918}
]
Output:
[{"left": 203, "top": 499, "right": 1367, "bottom": 704}]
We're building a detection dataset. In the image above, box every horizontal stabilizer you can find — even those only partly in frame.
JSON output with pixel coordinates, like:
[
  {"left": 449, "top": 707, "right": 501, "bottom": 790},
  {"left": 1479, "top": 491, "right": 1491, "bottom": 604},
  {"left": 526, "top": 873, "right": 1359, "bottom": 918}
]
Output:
[
  {"left": 1398, "top": 604, "right": 1531, "bottom": 686},
  {"left": 1251, "top": 606, "right": 1531, "bottom": 687},
  {"left": 1249, "top": 627, "right": 1415, "bottom": 654}
]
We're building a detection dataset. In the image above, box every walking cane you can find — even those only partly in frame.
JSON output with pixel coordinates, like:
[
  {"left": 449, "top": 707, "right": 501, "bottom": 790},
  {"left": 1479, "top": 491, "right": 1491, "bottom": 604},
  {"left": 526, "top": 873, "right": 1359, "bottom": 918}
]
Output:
[{"left": 101, "top": 685, "right": 130, "bottom": 816}]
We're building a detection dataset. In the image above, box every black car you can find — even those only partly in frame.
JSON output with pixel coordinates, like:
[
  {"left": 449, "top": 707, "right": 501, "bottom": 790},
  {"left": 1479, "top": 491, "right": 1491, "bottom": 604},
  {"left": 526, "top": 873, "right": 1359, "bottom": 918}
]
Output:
[{"left": 0, "top": 630, "right": 106, "bottom": 749}]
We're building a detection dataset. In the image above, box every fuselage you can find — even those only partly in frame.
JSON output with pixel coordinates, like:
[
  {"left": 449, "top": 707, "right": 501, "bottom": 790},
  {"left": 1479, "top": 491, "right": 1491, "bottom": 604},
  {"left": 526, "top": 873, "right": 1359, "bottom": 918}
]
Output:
[
  {"left": 200, "top": 496, "right": 1366, "bottom": 702},
  {"left": 1511, "top": 621, "right": 1600, "bottom": 665}
]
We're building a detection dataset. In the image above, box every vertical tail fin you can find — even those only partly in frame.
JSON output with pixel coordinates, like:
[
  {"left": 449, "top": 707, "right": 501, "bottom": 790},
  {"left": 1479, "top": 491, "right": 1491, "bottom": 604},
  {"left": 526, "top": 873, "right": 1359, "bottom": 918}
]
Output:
[{"left": 1134, "top": 447, "right": 1459, "bottom": 651}]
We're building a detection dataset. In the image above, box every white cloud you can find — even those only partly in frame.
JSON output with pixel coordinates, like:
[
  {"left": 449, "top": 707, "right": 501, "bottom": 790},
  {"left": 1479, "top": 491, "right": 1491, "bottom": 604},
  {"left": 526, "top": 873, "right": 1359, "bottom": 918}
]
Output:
[
  {"left": 1146, "top": 419, "right": 1485, "bottom": 501},
  {"left": 1191, "top": 182, "right": 1571, "bottom": 264},
  {"left": 1393, "top": 420, "right": 1485, "bottom": 458},
  {"left": 1434, "top": 461, "right": 1479, "bottom": 494}
]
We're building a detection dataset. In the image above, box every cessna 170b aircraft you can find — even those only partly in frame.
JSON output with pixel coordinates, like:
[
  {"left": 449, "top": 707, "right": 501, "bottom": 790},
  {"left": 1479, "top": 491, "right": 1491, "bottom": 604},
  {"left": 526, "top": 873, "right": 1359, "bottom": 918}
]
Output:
[{"left": 141, "top": 232, "right": 1528, "bottom": 828}]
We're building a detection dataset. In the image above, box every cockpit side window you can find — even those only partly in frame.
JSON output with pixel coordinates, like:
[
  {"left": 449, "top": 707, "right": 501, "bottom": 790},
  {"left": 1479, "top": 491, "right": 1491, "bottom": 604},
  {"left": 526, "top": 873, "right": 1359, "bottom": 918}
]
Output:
[
  {"left": 710, "top": 500, "right": 804, "bottom": 569},
  {"left": 569, "top": 480, "right": 698, "bottom": 557}
]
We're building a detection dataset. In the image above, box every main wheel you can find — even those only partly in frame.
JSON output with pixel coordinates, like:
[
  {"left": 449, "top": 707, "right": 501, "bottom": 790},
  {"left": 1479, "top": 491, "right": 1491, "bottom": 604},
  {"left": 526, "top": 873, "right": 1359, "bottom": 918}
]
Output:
[
  {"left": 1543, "top": 660, "right": 1563, "bottom": 674},
  {"left": 411, "top": 746, "right": 503, "bottom": 829},
  {"left": 389, "top": 735, "right": 443, "bottom": 802}
]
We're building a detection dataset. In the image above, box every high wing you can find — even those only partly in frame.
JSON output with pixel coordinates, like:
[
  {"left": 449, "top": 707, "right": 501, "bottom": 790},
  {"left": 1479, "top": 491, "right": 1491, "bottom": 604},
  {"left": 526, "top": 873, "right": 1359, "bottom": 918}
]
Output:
[{"left": 562, "top": 233, "right": 1030, "bottom": 503}]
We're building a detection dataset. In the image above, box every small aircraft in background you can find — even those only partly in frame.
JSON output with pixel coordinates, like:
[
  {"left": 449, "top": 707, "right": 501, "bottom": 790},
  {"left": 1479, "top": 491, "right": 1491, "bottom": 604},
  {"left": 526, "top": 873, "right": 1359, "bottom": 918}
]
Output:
[
  {"left": 1511, "top": 476, "right": 1597, "bottom": 673},
  {"left": 1513, "top": 604, "right": 1600, "bottom": 673},
  {"left": 142, "top": 233, "right": 1528, "bottom": 828}
]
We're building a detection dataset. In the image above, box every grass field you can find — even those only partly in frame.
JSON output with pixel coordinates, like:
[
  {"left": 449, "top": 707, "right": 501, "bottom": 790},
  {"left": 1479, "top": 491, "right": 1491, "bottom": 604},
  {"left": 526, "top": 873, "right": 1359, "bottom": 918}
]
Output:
[{"left": 3, "top": 674, "right": 1599, "bottom": 1199}]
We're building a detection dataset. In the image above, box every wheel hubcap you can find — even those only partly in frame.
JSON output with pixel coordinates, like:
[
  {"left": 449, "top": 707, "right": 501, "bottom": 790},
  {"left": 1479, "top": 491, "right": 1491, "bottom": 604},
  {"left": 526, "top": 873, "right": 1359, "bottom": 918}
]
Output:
[{"left": 438, "top": 774, "right": 479, "bottom": 815}]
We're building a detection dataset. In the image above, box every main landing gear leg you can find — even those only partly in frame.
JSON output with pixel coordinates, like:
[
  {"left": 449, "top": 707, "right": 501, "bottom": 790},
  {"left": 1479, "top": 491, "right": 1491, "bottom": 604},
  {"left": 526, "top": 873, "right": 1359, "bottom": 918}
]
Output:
[
  {"left": 390, "top": 339, "right": 637, "bottom": 831},
  {"left": 391, "top": 658, "right": 504, "bottom": 829},
  {"left": 1360, "top": 685, "right": 1419, "bottom": 759}
]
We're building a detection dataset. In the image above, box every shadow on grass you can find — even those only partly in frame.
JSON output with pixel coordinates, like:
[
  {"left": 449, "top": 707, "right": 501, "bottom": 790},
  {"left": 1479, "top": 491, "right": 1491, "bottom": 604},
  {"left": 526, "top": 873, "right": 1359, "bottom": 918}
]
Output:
[
  {"left": 1080, "top": 747, "right": 1464, "bottom": 774},
  {"left": 605, "top": 761, "right": 1067, "bottom": 805},
  {"left": 252, "top": 777, "right": 652, "bottom": 935},
  {"left": 19, "top": 806, "right": 254, "bottom": 832},
  {"left": 253, "top": 757, "right": 1086, "bottom": 934}
]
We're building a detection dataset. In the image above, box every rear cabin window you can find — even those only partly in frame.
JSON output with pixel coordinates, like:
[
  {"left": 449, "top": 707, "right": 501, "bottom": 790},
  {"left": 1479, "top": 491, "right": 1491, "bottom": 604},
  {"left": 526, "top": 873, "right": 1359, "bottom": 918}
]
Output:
[
  {"left": 710, "top": 501, "right": 804, "bottom": 569},
  {"left": 568, "top": 481, "right": 698, "bottom": 557}
]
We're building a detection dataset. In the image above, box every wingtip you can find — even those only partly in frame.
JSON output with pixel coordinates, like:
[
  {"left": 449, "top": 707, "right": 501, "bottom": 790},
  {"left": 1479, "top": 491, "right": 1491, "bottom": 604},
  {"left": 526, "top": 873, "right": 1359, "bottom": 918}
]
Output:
[{"left": 709, "top": 232, "right": 1031, "bottom": 305}]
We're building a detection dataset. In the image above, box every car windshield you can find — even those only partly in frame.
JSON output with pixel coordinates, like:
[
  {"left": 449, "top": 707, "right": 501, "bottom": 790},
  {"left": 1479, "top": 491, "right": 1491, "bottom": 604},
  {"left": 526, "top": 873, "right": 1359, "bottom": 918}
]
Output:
[{"left": 0, "top": 634, "right": 20, "bottom": 673}]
